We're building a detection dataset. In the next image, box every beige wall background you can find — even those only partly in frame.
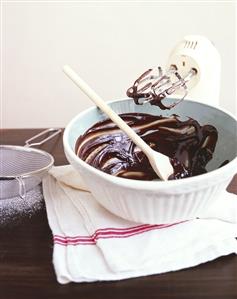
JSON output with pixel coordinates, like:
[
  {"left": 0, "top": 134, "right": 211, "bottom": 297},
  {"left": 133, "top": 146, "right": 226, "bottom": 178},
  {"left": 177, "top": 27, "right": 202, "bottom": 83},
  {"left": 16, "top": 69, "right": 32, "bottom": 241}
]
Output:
[{"left": 1, "top": 1, "right": 236, "bottom": 128}]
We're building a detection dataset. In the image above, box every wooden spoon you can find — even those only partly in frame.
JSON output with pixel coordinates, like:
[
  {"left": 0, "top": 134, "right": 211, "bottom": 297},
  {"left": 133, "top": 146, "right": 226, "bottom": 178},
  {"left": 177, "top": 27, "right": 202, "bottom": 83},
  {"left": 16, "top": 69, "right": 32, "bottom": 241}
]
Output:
[{"left": 63, "top": 65, "right": 174, "bottom": 180}]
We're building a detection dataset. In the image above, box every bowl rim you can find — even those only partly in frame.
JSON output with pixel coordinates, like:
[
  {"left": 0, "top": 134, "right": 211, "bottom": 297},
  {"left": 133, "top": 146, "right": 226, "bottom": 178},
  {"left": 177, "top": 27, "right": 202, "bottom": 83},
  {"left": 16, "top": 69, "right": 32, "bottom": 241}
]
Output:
[{"left": 63, "top": 98, "right": 237, "bottom": 190}]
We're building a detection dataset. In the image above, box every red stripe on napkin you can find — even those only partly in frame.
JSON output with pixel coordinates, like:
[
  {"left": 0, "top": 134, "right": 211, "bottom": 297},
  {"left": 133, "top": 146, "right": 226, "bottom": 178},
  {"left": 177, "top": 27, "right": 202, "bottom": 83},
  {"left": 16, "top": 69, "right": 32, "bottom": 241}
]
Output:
[{"left": 54, "top": 222, "right": 184, "bottom": 246}]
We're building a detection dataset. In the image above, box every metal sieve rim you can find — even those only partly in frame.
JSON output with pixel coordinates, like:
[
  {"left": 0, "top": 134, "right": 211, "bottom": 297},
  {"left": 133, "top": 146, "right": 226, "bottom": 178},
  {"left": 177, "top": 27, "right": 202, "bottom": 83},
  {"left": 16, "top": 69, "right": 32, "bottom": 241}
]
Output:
[{"left": 0, "top": 145, "right": 54, "bottom": 178}]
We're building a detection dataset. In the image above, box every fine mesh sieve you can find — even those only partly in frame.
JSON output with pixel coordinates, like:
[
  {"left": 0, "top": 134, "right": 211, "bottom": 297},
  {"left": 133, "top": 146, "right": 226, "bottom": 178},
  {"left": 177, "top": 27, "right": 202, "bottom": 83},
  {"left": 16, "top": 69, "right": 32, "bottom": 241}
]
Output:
[{"left": 0, "top": 128, "right": 62, "bottom": 199}]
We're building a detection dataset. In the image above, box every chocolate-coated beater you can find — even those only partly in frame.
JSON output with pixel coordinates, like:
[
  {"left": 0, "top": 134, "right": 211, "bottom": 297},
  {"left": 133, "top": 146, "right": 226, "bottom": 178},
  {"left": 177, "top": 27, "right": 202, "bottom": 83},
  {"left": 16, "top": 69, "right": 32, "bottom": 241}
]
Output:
[{"left": 127, "top": 66, "right": 197, "bottom": 110}]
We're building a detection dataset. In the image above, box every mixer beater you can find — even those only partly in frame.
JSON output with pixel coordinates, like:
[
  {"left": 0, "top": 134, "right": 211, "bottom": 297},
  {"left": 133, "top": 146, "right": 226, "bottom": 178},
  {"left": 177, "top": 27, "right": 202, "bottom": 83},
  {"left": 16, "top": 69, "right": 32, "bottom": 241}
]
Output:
[
  {"left": 127, "top": 35, "right": 221, "bottom": 109},
  {"left": 127, "top": 65, "right": 197, "bottom": 109}
]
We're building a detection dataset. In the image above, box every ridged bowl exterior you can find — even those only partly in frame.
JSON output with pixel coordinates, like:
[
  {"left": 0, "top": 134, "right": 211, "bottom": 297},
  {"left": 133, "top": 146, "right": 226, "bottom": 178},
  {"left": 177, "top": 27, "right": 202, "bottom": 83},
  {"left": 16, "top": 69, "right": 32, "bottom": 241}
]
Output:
[{"left": 64, "top": 99, "right": 237, "bottom": 224}]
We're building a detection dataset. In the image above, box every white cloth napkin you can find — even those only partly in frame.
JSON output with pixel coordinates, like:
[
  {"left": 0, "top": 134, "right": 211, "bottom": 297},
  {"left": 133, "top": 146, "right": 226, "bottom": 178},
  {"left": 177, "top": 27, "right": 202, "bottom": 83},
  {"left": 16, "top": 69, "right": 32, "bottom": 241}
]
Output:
[{"left": 42, "top": 165, "right": 237, "bottom": 284}]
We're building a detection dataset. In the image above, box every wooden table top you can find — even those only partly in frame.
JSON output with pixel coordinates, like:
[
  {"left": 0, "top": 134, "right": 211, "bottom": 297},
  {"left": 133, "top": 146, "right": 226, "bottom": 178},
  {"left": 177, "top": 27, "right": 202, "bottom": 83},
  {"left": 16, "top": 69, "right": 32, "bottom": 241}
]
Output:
[{"left": 0, "top": 129, "right": 237, "bottom": 299}]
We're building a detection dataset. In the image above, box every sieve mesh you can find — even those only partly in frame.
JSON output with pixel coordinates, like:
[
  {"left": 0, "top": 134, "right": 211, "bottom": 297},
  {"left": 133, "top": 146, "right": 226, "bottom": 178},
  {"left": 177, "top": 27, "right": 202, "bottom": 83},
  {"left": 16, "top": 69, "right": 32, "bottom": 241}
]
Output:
[
  {"left": 0, "top": 146, "right": 54, "bottom": 199},
  {"left": 0, "top": 128, "right": 61, "bottom": 199},
  {"left": 0, "top": 147, "right": 52, "bottom": 176}
]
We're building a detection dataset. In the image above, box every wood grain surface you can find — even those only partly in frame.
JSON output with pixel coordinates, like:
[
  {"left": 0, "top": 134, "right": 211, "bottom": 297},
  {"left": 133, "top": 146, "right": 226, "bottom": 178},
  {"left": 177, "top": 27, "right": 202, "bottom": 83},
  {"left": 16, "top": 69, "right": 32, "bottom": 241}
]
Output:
[{"left": 0, "top": 129, "right": 236, "bottom": 299}]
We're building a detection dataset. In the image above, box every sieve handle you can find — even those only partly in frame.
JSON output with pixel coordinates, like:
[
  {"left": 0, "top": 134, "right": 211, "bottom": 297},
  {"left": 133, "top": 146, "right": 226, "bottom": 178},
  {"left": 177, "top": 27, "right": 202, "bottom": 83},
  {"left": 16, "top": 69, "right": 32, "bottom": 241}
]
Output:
[
  {"left": 25, "top": 128, "right": 62, "bottom": 147},
  {"left": 16, "top": 177, "right": 27, "bottom": 199}
]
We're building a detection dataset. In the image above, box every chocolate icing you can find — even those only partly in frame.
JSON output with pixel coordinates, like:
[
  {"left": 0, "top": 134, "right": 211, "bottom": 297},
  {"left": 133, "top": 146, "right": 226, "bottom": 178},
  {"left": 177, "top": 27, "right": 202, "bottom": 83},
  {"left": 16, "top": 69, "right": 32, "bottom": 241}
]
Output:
[{"left": 75, "top": 113, "right": 218, "bottom": 180}]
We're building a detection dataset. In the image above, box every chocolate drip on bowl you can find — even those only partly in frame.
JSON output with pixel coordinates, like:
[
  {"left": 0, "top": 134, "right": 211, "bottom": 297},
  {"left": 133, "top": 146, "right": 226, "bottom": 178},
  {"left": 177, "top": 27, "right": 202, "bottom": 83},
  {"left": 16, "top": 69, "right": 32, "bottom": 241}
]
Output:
[{"left": 75, "top": 113, "right": 218, "bottom": 181}]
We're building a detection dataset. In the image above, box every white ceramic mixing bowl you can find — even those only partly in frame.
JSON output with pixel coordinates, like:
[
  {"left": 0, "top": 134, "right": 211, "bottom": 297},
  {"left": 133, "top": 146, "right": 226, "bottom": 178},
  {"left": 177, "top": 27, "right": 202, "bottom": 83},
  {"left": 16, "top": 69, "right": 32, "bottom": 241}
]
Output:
[{"left": 63, "top": 99, "right": 237, "bottom": 224}]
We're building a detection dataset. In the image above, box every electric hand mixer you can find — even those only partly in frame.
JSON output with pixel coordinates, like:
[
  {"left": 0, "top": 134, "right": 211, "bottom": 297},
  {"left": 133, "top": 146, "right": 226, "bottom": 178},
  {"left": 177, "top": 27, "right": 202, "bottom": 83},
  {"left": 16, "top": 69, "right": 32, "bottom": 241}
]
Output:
[{"left": 127, "top": 35, "right": 221, "bottom": 107}]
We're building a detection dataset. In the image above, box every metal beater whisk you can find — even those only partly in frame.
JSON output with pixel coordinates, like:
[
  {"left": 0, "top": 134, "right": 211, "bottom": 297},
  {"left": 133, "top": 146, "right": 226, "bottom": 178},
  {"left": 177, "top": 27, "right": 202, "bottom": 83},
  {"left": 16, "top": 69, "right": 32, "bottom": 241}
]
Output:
[{"left": 127, "top": 66, "right": 197, "bottom": 109}]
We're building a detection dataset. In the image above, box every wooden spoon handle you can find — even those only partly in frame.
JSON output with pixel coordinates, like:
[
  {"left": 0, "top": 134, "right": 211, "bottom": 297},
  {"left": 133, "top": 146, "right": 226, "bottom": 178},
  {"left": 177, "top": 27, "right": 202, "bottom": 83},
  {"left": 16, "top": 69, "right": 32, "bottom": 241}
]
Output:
[{"left": 63, "top": 65, "right": 153, "bottom": 156}]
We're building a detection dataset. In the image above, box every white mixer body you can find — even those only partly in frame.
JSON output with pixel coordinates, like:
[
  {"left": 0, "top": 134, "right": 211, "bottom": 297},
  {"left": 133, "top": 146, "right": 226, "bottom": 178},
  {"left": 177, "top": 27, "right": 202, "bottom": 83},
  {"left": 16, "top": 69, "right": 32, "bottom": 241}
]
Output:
[{"left": 166, "top": 35, "right": 221, "bottom": 107}]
